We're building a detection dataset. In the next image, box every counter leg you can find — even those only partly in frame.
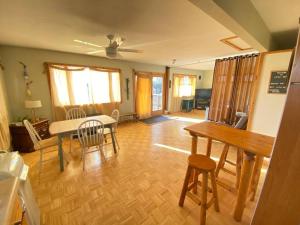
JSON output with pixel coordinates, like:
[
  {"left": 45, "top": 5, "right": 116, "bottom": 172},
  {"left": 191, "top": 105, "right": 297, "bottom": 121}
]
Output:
[{"left": 233, "top": 151, "right": 255, "bottom": 221}]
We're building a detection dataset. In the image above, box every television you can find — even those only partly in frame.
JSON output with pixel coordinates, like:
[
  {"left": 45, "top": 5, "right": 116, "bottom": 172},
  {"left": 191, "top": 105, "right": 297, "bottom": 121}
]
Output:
[{"left": 195, "top": 88, "right": 212, "bottom": 99}]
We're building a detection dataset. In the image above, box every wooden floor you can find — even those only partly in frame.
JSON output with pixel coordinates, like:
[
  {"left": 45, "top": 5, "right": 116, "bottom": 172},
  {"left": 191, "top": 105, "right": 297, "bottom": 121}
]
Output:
[{"left": 23, "top": 110, "right": 267, "bottom": 225}]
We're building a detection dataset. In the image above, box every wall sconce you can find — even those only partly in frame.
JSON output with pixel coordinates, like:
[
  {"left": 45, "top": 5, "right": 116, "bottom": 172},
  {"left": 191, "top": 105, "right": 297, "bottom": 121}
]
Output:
[
  {"left": 19, "top": 61, "right": 33, "bottom": 97},
  {"left": 125, "top": 78, "right": 130, "bottom": 100}
]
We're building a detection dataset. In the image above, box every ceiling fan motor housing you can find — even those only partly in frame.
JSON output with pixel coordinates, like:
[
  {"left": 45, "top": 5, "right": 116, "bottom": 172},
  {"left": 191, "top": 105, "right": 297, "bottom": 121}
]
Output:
[{"left": 106, "top": 46, "right": 117, "bottom": 58}]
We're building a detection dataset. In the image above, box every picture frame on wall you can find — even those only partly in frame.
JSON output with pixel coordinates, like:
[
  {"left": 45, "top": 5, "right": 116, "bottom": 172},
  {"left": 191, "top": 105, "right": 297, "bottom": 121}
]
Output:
[{"left": 268, "top": 70, "right": 289, "bottom": 94}]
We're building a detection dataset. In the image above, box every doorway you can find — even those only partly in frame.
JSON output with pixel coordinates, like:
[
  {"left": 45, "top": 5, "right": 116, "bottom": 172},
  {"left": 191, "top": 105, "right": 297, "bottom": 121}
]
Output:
[{"left": 135, "top": 71, "right": 165, "bottom": 119}]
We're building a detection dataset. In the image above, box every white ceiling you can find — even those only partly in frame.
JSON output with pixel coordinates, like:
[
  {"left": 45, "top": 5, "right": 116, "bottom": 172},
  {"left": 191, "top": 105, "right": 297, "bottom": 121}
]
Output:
[{"left": 0, "top": 0, "right": 256, "bottom": 70}]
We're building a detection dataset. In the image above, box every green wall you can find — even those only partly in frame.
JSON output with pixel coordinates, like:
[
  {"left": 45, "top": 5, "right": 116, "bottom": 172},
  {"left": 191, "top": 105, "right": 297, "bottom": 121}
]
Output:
[{"left": 0, "top": 45, "right": 213, "bottom": 121}]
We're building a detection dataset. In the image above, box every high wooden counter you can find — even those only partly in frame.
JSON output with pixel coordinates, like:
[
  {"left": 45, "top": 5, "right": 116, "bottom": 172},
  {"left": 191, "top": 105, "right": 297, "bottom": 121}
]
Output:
[{"left": 184, "top": 121, "right": 275, "bottom": 221}]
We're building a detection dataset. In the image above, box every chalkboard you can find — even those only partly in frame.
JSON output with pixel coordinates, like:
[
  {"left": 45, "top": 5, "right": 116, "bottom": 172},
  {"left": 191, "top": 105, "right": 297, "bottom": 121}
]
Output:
[{"left": 268, "top": 71, "right": 289, "bottom": 94}]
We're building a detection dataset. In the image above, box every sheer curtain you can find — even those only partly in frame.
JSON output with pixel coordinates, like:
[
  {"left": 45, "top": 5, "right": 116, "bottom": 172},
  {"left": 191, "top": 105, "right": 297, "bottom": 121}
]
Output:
[
  {"left": 0, "top": 67, "right": 10, "bottom": 150},
  {"left": 47, "top": 64, "right": 121, "bottom": 121},
  {"left": 135, "top": 75, "right": 152, "bottom": 119},
  {"left": 171, "top": 74, "right": 196, "bottom": 112}
]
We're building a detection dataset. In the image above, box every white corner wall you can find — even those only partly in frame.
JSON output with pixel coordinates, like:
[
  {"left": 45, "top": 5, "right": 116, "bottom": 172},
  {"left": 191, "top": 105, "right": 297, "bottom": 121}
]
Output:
[{"left": 249, "top": 50, "right": 292, "bottom": 137}]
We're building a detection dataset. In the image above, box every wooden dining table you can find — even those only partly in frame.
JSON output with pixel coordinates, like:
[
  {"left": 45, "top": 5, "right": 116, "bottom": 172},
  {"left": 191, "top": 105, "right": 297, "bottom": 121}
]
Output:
[
  {"left": 184, "top": 121, "right": 274, "bottom": 221},
  {"left": 49, "top": 115, "right": 117, "bottom": 172}
]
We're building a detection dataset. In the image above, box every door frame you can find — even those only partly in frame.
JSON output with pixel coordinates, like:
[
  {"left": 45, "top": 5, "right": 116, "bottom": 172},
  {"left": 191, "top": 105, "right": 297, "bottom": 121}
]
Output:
[{"left": 133, "top": 70, "right": 166, "bottom": 117}]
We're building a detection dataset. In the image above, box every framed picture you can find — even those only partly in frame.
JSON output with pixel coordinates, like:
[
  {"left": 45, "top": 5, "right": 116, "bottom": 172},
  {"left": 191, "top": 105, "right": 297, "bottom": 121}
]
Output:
[{"left": 268, "top": 71, "right": 289, "bottom": 94}]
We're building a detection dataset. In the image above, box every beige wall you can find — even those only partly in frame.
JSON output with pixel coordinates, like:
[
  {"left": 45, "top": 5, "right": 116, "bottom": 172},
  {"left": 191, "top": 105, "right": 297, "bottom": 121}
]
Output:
[
  {"left": 199, "top": 70, "right": 214, "bottom": 88},
  {"left": 249, "top": 50, "right": 292, "bottom": 137},
  {"left": 0, "top": 45, "right": 204, "bottom": 121}
]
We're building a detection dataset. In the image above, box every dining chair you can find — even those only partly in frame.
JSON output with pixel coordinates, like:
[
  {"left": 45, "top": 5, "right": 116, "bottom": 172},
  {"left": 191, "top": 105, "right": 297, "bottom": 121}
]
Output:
[
  {"left": 77, "top": 119, "right": 105, "bottom": 171},
  {"left": 23, "top": 120, "right": 69, "bottom": 178},
  {"left": 104, "top": 109, "right": 120, "bottom": 149},
  {"left": 66, "top": 107, "right": 86, "bottom": 152}
]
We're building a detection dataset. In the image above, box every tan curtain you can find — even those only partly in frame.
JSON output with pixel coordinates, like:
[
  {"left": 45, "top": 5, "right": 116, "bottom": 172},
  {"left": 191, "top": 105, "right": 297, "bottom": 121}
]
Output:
[
  {"left": 171, "top": 74, "right": 197, "bottom": 112},
  {"left": 136, "top": 75, "right": 152, "bottom": 119},
  {"left": 47, "top": 64, "right": 121, "bottom": 121},
  {"left": 0, "top": 67, "right": 10, "bottom": 150},
  {"left": 209, "top": 54, "right": 259, "bottom": 124}
]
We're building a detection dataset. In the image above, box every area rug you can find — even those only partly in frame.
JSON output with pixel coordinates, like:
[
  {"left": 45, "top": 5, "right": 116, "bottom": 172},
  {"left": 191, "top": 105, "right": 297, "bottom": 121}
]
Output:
[{"left": 140, "top": 115, "right": 172, "bottom": 125}]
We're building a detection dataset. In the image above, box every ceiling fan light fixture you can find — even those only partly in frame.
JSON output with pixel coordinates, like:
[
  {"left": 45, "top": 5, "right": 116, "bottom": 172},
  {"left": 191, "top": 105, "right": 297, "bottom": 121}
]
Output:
[{"left": 105, "top": 46, "right": 117, "bottom": 58}]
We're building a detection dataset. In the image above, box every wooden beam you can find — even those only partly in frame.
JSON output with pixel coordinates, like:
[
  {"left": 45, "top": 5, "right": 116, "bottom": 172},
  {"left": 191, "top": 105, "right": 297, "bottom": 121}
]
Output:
[
  {"left": 189, "top": 0, "right": 276, "bottom": 51},
  {"left": 251, "top": 23, "right": 300, "bottom": 225}
]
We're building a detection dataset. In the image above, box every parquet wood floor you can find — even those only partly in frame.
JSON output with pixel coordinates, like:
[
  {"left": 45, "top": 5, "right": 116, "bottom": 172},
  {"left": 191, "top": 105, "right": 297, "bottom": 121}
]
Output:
[{"left": 22, "top": 111, "right": 267, "bottom": 225}]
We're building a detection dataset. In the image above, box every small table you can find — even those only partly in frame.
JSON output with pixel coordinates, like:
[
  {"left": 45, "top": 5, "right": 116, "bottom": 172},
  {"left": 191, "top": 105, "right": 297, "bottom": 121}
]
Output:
[
  {"left": 184, "top": 121, "right": 274, "bottom": 221},
  {"left": 181, "top": 99, "right": 194, "bottom": 112},
  {"left": 49, "top": 115, "right": 117, "bottom": 172}
]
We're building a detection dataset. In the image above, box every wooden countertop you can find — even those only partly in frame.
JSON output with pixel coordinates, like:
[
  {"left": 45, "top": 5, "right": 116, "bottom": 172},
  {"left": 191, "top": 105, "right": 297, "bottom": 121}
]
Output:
[
  {"left": 0, "top": 177, "right": 19, "bottom": 225},
  {"left": 184, "top": 121, "right": 275, "bottom": 158}
]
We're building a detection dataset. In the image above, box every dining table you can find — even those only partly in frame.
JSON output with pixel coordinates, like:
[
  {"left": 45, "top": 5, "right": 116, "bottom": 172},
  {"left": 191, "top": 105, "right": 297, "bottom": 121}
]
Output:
[
  {"left": 184, "top": 121, "right": 274, "bottom": 222},
  {"left": 49, "top": 115, "right": 117, "bottom": 172}
]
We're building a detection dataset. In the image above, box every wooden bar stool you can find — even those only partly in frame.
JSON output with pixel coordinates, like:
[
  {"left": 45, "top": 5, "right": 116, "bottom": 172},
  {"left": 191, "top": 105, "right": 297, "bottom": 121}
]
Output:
[
  {"left": 215, "top": 113, "right": 248, "bottom": 192},
  {"left": 179, "top": 154, "right": 220, "bottom": 225}
]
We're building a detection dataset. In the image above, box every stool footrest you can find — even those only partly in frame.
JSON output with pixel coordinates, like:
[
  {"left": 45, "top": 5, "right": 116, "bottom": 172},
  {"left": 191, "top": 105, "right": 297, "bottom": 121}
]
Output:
[{"left": 221, "top": 167, "right": 236, "bottom": 176}]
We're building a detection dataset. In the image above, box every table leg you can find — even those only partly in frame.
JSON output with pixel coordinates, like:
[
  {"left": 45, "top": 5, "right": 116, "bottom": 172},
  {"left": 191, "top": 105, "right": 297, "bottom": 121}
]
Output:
[
  {"left": 58, "top": 134, "right": 64, "bottom": 172},
  {"left": 110, "top": 125, "right": 117, "bottom": 154},
  {"left": 249, "top": 156, "right": 264, "bottom": 201},
  {"left": 233, "top": 151, "right": 256, "bottom": 221}
]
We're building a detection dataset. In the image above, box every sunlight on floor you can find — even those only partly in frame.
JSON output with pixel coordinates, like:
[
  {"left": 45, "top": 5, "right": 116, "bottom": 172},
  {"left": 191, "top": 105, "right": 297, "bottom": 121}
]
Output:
[
  {"left": 167, "top": 115, "right": 205, "bottom": 123},
  {"left": 154, "top": 143, "right": 220, "bottom": 162}
]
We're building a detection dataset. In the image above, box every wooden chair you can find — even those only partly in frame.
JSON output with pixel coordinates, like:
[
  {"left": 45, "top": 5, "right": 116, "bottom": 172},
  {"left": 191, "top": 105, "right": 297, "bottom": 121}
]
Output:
[
  {"left": 23, "top": 120, "right": 69, "bottom": 177},
  {"left": 66, "top": 107, "right": 86, "bottom": 152},
  {"left": 215, "top": 114, "right": 248, "bottom": 191},
  {"left": 179, "top": 154, "right": 220, "bottom": 225},
  {"left": 77, "top": 119, "right": 105, "bottom": 171},
  {"left": 104, "top": 109, "right": 120, "bottom": 149}
]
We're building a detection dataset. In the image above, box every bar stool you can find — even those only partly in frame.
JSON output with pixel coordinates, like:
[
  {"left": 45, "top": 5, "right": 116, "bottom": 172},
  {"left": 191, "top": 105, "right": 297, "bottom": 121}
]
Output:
[
  {"left": 215, "top": 113, "right": 248, "bottom": 192},
  {"left": 179, "top": 154, "right": 220, "bottom": 225}
]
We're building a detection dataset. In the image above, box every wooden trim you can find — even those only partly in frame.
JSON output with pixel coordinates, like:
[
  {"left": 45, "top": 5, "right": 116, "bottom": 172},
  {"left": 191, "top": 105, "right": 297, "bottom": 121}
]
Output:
[
  {"left": 173, "top": 73, "right": 197, "bottom": 78},
  {"left": 220, "top": 36, "right": 253, "bottom": 51},
  {"left": 44, "top": 62, "right": 121, "bottom": 72},
  {"left": 133, "top": 70, "right": 165, "bottom": 76}
]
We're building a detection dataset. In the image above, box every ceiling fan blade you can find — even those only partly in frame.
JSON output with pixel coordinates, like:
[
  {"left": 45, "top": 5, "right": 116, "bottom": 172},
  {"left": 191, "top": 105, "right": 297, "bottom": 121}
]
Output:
[
  {"left": 118, "top": 48, "right": 143, "bottom": 53},
  {"left": 87, "top": 49, "right": 105, "bottom": 54},
  {"left": 74, "top": 39, "right": 103, "bottom": 48}
]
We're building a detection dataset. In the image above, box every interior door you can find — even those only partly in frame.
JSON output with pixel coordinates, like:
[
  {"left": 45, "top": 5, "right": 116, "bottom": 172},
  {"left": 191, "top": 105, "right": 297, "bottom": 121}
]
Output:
[{"left": 151, "top": 75, "right": 164, "bottom": 116}]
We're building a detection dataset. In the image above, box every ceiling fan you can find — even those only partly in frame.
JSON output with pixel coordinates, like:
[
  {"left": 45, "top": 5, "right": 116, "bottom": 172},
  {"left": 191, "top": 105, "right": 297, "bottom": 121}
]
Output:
[{"left": 74, "top": 34, "right": 143, "bottom": 58}]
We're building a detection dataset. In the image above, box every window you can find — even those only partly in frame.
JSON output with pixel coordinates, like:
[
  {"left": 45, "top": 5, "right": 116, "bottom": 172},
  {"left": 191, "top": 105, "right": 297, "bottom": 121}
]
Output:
[
  {"left": 48, "top": 64, "right": 121, "bottom": 107},
  {"left": 173, "top": 75, "right": 196, "bottom": 97}
]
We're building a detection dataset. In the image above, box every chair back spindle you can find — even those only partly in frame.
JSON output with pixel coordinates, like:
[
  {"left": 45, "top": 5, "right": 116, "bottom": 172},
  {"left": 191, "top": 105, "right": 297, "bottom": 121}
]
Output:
[
  {"left": 66, "top": 108, "right": 86, "bottom": 120},
  {"left": 23, "top": 120, "right": 42, "bottom": 145},
  {"left": 77, "top": 119, "right": 104, "bottom": 149}
]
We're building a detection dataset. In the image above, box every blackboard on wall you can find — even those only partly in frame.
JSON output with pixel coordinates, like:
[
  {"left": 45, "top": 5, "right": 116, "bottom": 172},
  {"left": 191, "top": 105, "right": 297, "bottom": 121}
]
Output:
[{"left": 268, "top": 71, "right": 289, "bottom": 94}]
